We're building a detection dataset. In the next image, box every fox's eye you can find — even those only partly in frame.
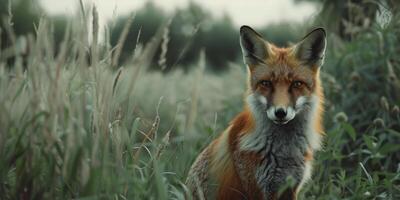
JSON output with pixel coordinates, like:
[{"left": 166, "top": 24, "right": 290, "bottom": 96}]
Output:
[
  {"left": 292, "top": 81, "right": 303, "bottom": 88},
  {"left": 260, "top": 80, "right": 272, "bottom": 88}
]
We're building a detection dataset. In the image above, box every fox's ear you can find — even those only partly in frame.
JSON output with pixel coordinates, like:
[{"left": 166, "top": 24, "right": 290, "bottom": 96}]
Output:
[
  {"left": 294, "top": 28, "right": 326, "bottom": 67},
  {"left": 240, "top": 25, "right": 269, "bottom": 66}
]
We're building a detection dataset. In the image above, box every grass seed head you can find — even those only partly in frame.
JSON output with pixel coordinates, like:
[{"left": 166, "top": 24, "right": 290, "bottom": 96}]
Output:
[
  {"left": 334, "top": 112, "right": 348, "bottom": 123},
  {"left": 350, "top": 71, "right": 361, "bottom": 82},
  {"left": 373, "top": 118, "right": 385, "bottom": 128},
  {"left": 380, "top": 96, "right": 389, "bottom": 111},
  {"left": 391, "top": 105, "right": 399, "bottom": 116}
]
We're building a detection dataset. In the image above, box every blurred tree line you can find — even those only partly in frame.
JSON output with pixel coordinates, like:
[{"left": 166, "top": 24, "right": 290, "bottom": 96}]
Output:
[
  {"left": 4, "top": 0, "right": 398, "bottom": 71},
  {"left": 0, "top": 0, "right": 305, "bottom": 71}
]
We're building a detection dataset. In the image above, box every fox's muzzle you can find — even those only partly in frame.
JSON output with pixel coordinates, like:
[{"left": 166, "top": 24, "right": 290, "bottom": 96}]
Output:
[{"left": 267, "top": 105, "right": 296, "bottom": 125}]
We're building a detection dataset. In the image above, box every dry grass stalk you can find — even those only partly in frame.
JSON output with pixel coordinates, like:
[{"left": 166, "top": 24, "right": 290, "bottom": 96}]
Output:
[
  {"left": 185, "top": 50, "right": 205, "bottom": 133},
  {"left": 112, "top": 14, "right": 135, "bottom": 68},
  {"left": 170, "top": 22, "right": 201, "bottom": 69},
  {"left": 158, "top": 19, "right": 172, "bottom": 70},
  {"left": 133, "top": 97, "right": 163, "bottom": 162},
  {"left": 91, "top": 5, "right": 99, "bottom": 66},
  {"left": 126, "top": 21, "right": 168, "bottom": 103},
  {"left": 112, "top": 67, "right": 123, "bottom": 96}
]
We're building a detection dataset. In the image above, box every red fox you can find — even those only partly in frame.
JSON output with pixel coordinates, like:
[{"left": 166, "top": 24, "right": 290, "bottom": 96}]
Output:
[{"left": 186, "top": 26, "right": 326, "bottom": 200}]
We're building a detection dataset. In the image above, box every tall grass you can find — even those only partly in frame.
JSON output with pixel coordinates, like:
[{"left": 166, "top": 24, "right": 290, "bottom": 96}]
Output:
[{"left": 0, "top": 4, "right": 399, "bottom": 200}]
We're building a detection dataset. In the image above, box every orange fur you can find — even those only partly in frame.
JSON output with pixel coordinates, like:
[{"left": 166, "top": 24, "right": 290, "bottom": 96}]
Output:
[
  {"left": 314, "top": 72, "right": 325, "bottom": 135},
  {"left": 186, "top": 27, "right": 326, "bottom": 200},
  {"left": 215, "top": 162, "right": 245, "bottom": 200},
  {"left": 304, "top": 149, "right": 313, "bottom": 162}
]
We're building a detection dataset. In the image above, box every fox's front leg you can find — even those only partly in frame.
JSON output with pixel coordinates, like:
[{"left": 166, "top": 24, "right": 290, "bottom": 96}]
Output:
[{"left": 257, "top": 176, "right": 299, "bottom": 200}]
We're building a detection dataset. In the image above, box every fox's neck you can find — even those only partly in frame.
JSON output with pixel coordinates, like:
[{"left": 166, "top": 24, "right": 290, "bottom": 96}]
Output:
[{"left": 239, "top": 94, "right": 321, "bottom": 153}]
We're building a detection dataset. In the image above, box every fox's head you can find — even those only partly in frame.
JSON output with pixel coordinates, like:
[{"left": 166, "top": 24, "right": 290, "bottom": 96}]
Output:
[{"left": 240, "top": 26, "right": 326, "bottom": 125}]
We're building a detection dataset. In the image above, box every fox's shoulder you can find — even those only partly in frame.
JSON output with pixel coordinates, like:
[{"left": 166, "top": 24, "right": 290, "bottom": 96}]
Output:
[
  {"left": 186, "top": 109, "right": 262, "bottom": 199},
  {"left": 185, "top": 142, "right": 212, "bottom": 199},
  {"left": 229, "top": 109, "right": 255, "bottom": 135}
]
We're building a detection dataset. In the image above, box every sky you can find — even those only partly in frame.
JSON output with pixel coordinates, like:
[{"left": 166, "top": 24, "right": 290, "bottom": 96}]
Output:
[{"left": 39, "top": 0, "right": 318, "bottom": 28}]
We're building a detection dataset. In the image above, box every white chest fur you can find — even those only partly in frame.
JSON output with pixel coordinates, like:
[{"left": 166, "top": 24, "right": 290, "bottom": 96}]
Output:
[{"left": 238, "top": 94, "right": 321, "bottom": 195}]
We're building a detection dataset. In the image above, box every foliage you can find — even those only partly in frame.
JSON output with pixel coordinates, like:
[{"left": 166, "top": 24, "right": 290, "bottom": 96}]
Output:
[{"left": 0, "top": 2, "right": 399, "bottom": 200}]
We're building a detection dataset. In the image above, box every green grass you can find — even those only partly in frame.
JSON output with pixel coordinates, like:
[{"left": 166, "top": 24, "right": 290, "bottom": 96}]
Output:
[{"left": 0, "top": 7, "right": 399, "bottom": 200}]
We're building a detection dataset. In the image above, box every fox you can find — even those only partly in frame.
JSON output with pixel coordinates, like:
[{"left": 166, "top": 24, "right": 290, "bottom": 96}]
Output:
[{"left": 185, "top": 25, "right": 327, "bottom": 200}]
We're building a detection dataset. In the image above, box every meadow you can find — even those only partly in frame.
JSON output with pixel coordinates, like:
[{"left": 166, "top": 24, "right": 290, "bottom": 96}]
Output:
[{"left": 0, "top": 3, "right": 399, "bottom": 200}]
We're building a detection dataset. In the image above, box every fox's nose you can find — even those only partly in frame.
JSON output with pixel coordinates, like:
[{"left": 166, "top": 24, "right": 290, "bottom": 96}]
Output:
[{"left": 275, "top": 108, "right": 287, "bottom": 119}]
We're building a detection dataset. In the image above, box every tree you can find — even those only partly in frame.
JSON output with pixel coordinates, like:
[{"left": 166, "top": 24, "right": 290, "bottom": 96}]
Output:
[{"left": 0, "top": 0, "right": 42, "bottom": 48}]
